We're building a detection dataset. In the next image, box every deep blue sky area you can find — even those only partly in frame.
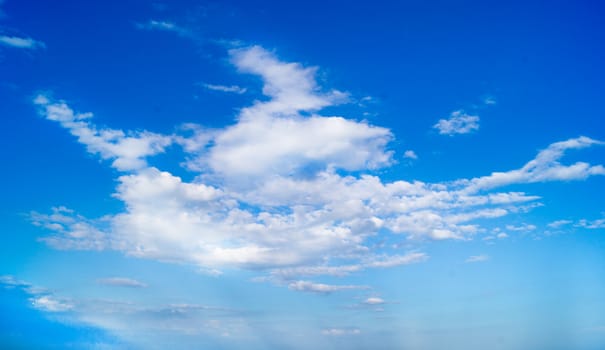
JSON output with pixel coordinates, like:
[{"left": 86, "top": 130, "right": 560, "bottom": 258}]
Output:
[{"left": 1, "top": 1, "right": 604, "bottom": 349}]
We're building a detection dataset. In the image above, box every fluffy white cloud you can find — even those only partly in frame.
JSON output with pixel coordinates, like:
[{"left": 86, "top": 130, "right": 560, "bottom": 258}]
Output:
[
  {"left": 183, "top": 46, "right": 393, "bottom": 181},
  {"left": 0, "top": 35, "right": 45, "bottom": 49},
  {"left": 32, "top": 45, "right": 605, "bottom": 290},
  {"left": 434, "top": 110, "right": 479, "bottom": 135}
]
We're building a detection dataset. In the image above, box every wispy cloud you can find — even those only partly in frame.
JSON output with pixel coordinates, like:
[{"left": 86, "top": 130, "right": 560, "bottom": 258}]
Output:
[
  {"left": 1, "top": 275, "right": 72, "bottom": 312},
  {"left": 30, "top": 295, "right": 74, "bottom": 312},
  {"left": 201, "top": 83, "right": 247, "bottom": 94},
  {"left": 135, "top": 19, "right": 190, "bottom": 37},
  {"left": 33, "top": 95, "right": 171, "bottom": 171},
  {"left": 321, "top": 328, "right": 361, "bottom": 336},
  {"left": 363, "top": 297, "right": 385, "bottom": 305},
  {"left": 287, "top": 280, "right": 368, "bottom": 294},
  {"left": 434, "top": 110, "right": 479, "bottom": 135},
  {"left": 505, "top": 223, "right": 536, "bottom": 232},
  {"left": 461, "top": 136, "right": 605, "bottom": 192},
  {"left": 547, "top": 219, "right": 573, "bottom": 228},
  {"left": 483, "top": 96, "right": 497, "bottom": 105},
  {"left": 97, "top": 277, "right": 148, "bottom": 288},
  {"left": 0, "top": 35, "right": 45, "bottom": 49},
  {"left": 576, "top": 217, "right": 605, "bottom": 229},
  {"left": 466, "top": 254, "right": 489, "bottom": 263}
]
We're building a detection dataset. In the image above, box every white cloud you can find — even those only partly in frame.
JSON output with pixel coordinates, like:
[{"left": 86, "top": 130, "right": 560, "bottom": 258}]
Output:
[
  {"left": 0, "top": 35, "right": 45, "bottom": 49},
  {"left": 271, "top": 252, "right": 427, "bottom": 279},
  {"left": 202, "top": 83, "right": 247, "bottom": 94},
  {"left": 321, "top": 328, "right": 361, "bottom": 336},
  {"left": 2, "top": 275, "right": 256, "bottom": 347},
  {"left": 496, "top": 233, "right": 509, "bottom": 239},
  {"left": 97, "top": 277, "right": 148, "bottom": 288},
  {"left": 576, "top": 218, "right": 605, "bottom": 229},
  {"left": 433, "top": 110, "right": 479, "bottom": 135},
  {"left": 403, "top": 150, "right": 418, "bottom": 159},
  {"left": 462, "top": 136, "right": 605, "bottom": 192},
  {"left": 135, "top": 19, "right": 190, "bottom": 37},
  {"left": 188, "top": 46, "right": 391, "bottom": 181},
  {"left": 30, "top": 295, "right": 73, "bottom": 312},
  {"left": 484, "top": 96, "right": 497, "bottom": 105},
  {"left": 34, "top": 96, "right": 172, "bottom": 171},
  {"left": 363, "top": 297, "right": 385, "bottom": 305},
  {"left": 547, "top": 219, "right": 573, "bottom": 228},
  {"left": 465, "top": 254, "right": 489, "bottom": 263},
  {"left": 287, "top": 281, "right": 368, "bottom": 294},
  {"left": 505, "top": 223, "right": 536, "bottom": 232},
  {"left": 32, "top": 45, "right": 605, "bottom": 290},
  {"left": 230, "top": 45, "right": 348, "bottom": 115}
]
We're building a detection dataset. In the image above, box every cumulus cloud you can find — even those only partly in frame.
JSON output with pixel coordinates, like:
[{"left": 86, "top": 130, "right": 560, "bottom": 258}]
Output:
[
  {"left": 403, "top": 150, "right": 418, "bottom": 159},
  {"left": 0, "top": 35, "right": 45, "bottom": 49},
  {"left": 434, "top": 110, "right": 479, "bottom": 135},
  {"left": 32, "top": 44, "right": 605, "bottom": 291}
]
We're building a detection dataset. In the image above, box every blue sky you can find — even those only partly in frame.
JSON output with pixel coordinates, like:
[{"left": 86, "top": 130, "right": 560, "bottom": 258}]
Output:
[{"left": 1, "top": 0, "right": 605, "bottom": 349}]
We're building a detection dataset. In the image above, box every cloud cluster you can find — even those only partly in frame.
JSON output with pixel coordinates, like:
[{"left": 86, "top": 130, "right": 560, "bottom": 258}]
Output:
[
  {"left": 32, "top": 45, "right": 605, "bottom": 289},
  {"left": 434, "top": 110, "right": 480, "bottom": 135}
]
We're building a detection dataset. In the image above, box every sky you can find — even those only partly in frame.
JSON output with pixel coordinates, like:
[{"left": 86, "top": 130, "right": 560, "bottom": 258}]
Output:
[{"left": 1, "top": 0, "right": 605, "bottom": 349}]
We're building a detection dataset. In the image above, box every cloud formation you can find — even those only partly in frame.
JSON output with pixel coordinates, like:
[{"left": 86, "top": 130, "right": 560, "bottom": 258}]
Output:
[
  {"left": 97, "top": 277, "right": 148, "bottom": 288},
  {"left": 135, "top": 19, "right": 190, "bottom": 37},
  {"left": 466, "top": 254, "right": 489, "bottom": 263},
  {"left": 0, "top": 35, "right": 45, "bottom": 49},
  {"left": 434, "top": 110, "right": 479, "bottom": 135},
  {"left": 202, "top": 83, "right": 247, "bottom": 94},
  {"left": 32, "top": 45, "right": 605, "bottom": 290}
]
